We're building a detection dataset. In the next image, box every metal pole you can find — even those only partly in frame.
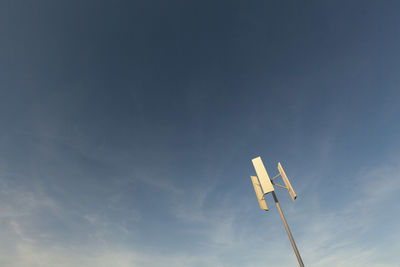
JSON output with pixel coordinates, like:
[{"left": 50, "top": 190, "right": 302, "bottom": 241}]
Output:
[{"left": 271, "top": 191, "right": 304, "bottom": 267}]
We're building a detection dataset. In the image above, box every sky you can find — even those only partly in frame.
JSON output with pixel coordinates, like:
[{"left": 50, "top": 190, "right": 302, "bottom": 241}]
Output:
[{"left": 1, "top": 1, "right": 400, "bottom": 266}]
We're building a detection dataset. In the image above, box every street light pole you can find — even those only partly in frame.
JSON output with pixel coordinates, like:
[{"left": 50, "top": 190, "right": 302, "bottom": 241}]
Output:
[
  {"left": 250, "top": 157, "right": 305, "bottom": 266},
  {"left": 271, "top": 191, "right": 304, "bottom": 267}
]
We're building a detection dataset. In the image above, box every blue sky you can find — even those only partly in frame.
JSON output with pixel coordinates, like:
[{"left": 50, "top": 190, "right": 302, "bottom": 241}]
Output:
[{"left": 1, "top": 1, "right": 400, "bottom": 266}]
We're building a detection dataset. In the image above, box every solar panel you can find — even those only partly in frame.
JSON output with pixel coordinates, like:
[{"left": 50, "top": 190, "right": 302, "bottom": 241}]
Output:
[
  {"left": 277, "top": 162, "right": 297, "bottom": 201},
  {"left": 250, "top": 176, "right": 268, "bottom": 211},
  {"left": 251, "top": 156, "right": 275, "bottom": 194}
]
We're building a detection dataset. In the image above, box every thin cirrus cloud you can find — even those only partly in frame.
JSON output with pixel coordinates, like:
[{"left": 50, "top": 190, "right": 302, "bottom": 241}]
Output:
[
  {"left": 1, "top": 157, "right": 399, "bottom": 267},
  {"left": 1, "top": 1, "right": 400, "bottom": 266}
]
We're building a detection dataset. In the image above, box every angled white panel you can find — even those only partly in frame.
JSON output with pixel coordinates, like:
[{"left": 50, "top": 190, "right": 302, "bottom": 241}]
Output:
[
  {"left": 250, "top": 176, "right": 268, "bottom": 211},
  {"left": 278, "top": 162, "right": 297, "bottom": 201},
  {"left": 252, "top": 156, "right": 274, "bottom": 194}
]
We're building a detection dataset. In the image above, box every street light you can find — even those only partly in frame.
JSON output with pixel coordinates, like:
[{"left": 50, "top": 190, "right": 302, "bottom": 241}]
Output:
[{"left": 250, "top": 156, "right": 305, "bottom": 267}]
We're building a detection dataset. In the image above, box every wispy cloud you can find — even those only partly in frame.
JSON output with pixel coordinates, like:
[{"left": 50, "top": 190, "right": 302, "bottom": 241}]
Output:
[
  {"left": 292, "top": 158, "right": 400, "bottom": 267},
  {"left": 1, "top": 155, "right": 399, "bottom": 266}
]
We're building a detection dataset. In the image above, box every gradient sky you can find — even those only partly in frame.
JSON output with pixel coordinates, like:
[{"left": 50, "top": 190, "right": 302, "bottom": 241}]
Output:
[{"left": 1, "top": 1, "right": 400, "bottom": 266}]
